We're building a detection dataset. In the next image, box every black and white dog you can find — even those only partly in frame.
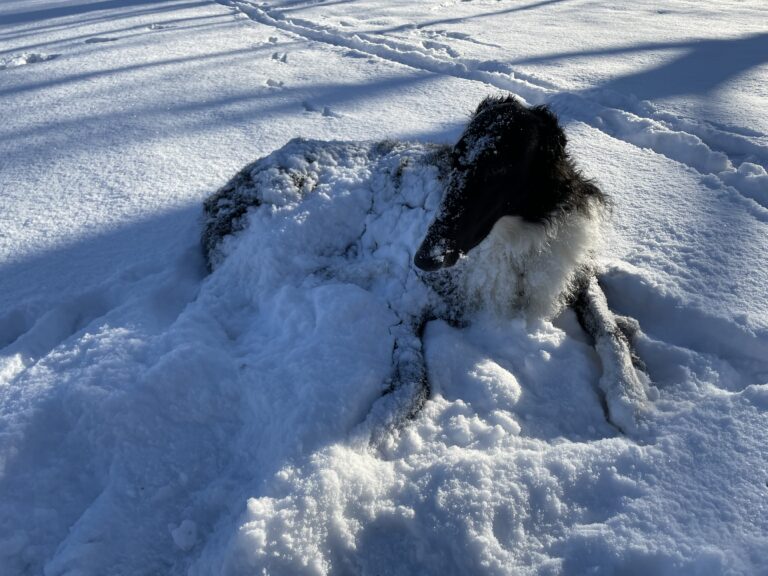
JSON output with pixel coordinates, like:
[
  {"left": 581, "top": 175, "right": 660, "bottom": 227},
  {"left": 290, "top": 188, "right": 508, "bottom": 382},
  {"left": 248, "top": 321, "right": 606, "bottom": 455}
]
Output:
[
  {"left": 413, "top": 96, "right": 648, "bottom": 432},
  {"left": 415, "top": 96, "right": 603, "bottom": 273},
  {"left": 202, "top": 95, "right": 649, "bottom": 435}
]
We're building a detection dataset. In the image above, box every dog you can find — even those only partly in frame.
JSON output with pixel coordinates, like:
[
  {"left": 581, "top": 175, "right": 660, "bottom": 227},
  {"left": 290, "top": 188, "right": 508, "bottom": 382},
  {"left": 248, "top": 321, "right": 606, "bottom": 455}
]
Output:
[
  {"left": 202, "top": 95, "right": 649, "bottom": 436},
  {"left": 414, "top": 95, "right": 648, "bottom": 431},
  {"left": 414, "top": 96, "right": 605, "bottom": 321},
  {"left": 415, "top": 96, "right": 604, "bottom": 272}
]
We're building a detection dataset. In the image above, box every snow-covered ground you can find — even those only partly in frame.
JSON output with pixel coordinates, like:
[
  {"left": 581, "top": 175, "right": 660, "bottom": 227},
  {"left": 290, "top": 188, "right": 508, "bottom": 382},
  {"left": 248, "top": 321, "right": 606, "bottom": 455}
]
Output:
[{"left": 1, "top": 0, "right": 767, "bottom": 574}]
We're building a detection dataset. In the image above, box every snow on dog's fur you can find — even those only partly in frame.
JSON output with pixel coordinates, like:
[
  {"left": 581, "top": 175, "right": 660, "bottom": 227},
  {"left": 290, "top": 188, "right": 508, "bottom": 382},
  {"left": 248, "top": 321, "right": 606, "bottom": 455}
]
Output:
[
  {"left": 425, "top": 208, "right": 603, "bottom": 320},
  {"left": 202, "top": 95, "right": 648, "bottom": 436},
  {"left": 415, "top": 96, "right": 648, "bottom": 432},
  {"left": 414, "top": 95, "right": 607, "bottom": 319}
]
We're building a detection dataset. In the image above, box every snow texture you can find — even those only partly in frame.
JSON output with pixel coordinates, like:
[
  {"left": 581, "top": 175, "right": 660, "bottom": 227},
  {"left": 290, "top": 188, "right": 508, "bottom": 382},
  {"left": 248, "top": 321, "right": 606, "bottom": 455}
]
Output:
[{"left": 1, "top": 0, "right": 767, "bottom": 575}]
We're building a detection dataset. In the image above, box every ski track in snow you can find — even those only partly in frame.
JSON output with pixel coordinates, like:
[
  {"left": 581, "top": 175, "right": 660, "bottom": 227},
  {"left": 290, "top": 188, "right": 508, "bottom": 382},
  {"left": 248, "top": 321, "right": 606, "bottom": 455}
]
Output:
[{"left": 221, "top": 0, "right": 768, "bottom": 214}]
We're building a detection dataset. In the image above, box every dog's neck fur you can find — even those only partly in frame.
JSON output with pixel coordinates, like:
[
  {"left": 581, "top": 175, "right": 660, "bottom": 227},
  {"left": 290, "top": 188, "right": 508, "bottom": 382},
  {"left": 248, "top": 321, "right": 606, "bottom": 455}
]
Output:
[{"left": 451, "top": 208, "right": 601, "bottom": 320}]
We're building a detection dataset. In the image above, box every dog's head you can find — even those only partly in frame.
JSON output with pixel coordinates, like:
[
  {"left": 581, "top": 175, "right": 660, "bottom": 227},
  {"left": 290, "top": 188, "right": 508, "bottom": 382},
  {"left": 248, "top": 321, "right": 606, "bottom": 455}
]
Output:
[{"left": 414, "top": 96, "right": 586, "bottom": 272}]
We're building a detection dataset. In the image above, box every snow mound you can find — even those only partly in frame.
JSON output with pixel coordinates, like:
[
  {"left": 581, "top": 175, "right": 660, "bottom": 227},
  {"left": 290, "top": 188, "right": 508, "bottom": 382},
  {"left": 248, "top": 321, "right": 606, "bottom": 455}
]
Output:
[
  {"left": 188, "top": 137, "right": 768, "bottom": 575},
  {"left": 186, "top": 138, "right": 634, "bottom": 574},
  {"left": 5, "top": 131, "right": 766, "bottom": 575}
]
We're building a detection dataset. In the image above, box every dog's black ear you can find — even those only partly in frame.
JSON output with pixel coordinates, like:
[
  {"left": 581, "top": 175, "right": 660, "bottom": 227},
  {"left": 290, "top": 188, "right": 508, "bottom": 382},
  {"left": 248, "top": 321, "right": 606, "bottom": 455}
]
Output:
[
  {"left": 532, "top": 105, "right": 567, "bottom": 162},
  {"left": 473, "top": 96, "right": 499, "bottom": 117},
  {"left": 473, "top": 94, "right": 520, "bottom": 117}
]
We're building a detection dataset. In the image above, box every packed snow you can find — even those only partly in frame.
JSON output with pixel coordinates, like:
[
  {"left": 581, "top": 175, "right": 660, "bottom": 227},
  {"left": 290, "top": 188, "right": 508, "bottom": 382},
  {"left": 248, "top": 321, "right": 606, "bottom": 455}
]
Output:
[{"left": 1, "top": 0, "right": 767, "bottom": 575}]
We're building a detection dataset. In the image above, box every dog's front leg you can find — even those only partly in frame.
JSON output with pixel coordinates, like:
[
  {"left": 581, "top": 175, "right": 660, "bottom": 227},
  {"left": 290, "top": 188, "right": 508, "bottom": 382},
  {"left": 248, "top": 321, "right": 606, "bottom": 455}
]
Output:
[
  {"left": 574, "top": 274, "right": 649, "bottom": 434},
  {"left": 355, "top": 316, "right": 431, "bottom": 449}
]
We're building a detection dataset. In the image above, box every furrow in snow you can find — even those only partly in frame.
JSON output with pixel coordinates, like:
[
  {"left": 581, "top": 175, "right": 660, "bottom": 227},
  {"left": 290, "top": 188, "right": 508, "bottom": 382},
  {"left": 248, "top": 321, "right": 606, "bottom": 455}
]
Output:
[
  {"left": 0, "top": 258, "right": 201, "bottom": 389},
  {"left": 222, "top": 0, "right": 767, "bottom": 212}
]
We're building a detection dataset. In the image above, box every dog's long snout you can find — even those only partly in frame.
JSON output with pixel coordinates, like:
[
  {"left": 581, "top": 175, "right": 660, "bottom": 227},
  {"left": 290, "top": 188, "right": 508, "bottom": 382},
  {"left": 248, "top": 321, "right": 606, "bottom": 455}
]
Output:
[{"left": 414, "top": 220, "right": 461, "bottom": 271}]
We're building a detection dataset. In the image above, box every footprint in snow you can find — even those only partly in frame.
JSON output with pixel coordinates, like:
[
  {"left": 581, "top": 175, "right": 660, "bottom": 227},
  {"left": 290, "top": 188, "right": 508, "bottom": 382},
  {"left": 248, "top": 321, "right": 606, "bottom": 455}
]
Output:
[
  {"left": 271, "top": 52, "right": 288, "bottom": 63},
  {"left": 147, "top": 23, "right": 176, "bottom": 30},
  {"left": 421, "top": 28, "right": 501, "bottom": 49},
  {"left": 302, "top": 101, "right": 340, "bottom": 118},
  {"left": 0, "top": 294, "right": 116, "bottom": 384},
  {"left": 0, "top": 256, "right": 202, "bottom": 383},
  {"left": 421, "top": 40, "right": 460, "bottom": 58},
  {"left": 85, "top": 37, "right": 119, "bottom": 44},
  {"left": 268, "top": 36, "right": 279, "bottom": 44},
  {"left": 265, "top": 78, "right": 284, "bottom": 88}
]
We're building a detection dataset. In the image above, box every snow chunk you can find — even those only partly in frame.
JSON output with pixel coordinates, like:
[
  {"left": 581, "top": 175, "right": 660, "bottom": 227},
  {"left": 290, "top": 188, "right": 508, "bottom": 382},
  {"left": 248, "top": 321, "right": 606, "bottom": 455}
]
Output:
[
  {"left": 720, "top": 162, "right": 768, "bottom": 208},
  {"left": 0, "top": 52, "right": 59, "bottom": 69},
  {"left": 171, "top": 520, "right": 198, "bottom": 552},
  {"left": 741, "top": 384, "right": 768, "bottom": 410}
]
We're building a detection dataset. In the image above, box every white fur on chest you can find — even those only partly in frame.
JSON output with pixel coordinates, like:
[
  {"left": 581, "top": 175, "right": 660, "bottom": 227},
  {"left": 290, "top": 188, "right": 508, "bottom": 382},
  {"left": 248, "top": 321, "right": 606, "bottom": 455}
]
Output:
[{"left": 456, "top": 213, "right": 600, "bottom": 319}]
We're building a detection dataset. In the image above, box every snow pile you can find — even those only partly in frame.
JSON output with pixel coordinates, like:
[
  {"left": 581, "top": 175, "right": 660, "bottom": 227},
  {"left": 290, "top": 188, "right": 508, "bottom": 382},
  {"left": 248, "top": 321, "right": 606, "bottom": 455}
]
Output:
[
  {"left": 185, "top": 138, "right": 764, "bottom": 575},
  {"left": 0, "top": 134, "right": 656, "bottom": 575},
  {"left": 2, "top": 0, "right": 768, "bottom": 574}
]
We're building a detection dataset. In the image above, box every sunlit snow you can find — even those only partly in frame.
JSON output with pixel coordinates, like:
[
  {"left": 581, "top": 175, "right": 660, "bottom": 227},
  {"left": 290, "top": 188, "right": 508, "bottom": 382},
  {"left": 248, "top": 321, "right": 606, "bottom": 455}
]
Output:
[{"left": 1, "top": 1, "right": 767, "bottom": 575}]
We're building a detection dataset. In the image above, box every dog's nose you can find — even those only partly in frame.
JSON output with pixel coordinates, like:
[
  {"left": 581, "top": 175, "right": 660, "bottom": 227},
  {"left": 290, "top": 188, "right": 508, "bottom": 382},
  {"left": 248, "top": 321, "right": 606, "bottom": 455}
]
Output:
[
  {"left": 414, "top": 239, "right": 459, "bottom": 271},
  {"left": 414, "top": 249, "right": 442, "bottom": 271}
]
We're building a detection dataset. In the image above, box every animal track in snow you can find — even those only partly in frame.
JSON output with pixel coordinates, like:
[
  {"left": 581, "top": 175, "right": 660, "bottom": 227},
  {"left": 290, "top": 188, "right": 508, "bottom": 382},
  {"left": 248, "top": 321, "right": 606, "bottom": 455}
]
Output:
[
  {"left": 420, "top": 29, "right": 499, "bottom": 49},
  {"left": 301, "top": 101, "right": 340, "bottom": 118},
  {"left": 271, "top": 51, "right": 288, "bottom": 63},
  {"left": 85, "top": 37, "right": 119, "bottom": 44},
  {"left": 223, "top": 0, "right": 767, "bottom": 212},
  {"left": 147, "top": 23, "right": 177, "bottom": 30},
  {"left": 265, "top": 78, "right": 284, "bottom": 88},
  {"left": 420, "top": 39, "right": 460, "bottom": 58}
]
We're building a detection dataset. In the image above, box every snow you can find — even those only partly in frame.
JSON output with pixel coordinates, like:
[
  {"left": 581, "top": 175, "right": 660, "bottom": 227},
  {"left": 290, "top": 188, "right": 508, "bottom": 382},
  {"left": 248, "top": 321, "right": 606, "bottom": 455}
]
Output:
[
  {"left": 1, "top": 0, "right": 767, "bottom": 574},
  {"left": 172, "top": 520, "right": 199, "bottom": 552}
]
